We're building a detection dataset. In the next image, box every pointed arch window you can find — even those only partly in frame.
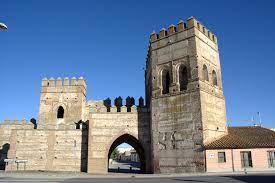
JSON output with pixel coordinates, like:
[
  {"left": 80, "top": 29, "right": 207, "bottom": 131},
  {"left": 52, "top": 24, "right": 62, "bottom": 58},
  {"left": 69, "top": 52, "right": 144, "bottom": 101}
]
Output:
[
  {"left": 212, "top": 70, "right": 218, "bottom": 86},
  {"left": 57, "top": 106, "right": 64, "bottom": 119},
  {"left": 203, "top": 65, "right": 209, "bottom": 81},
  {"left": 162, "top": 69, "right": 170, "bottom": 94},
  {"left": 179, "top": 65, "right": 188, "bottom": 91}
]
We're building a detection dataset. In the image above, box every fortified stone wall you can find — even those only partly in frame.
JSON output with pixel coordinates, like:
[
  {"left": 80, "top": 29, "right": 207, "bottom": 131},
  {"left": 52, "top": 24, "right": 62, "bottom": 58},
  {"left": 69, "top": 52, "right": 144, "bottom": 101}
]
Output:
[
  {"left": 87, "top": 99, "right": 151, "bottom": 174},
  {"left": 0, "top": 16, "right": 228, "bottom": 174},
  {"left": 6, "top": 128, "right": 88, "bottom": 172},
  {"left": 0, "top": 119, "right": 34, "bottom": 146},
  {"left": 0, "top": 119, "right": 34, "bottom": 170}
]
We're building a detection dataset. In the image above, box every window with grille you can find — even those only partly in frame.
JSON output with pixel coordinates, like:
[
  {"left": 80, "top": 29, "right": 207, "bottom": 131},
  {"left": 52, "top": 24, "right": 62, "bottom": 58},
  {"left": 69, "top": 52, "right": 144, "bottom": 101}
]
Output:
[
  {"left": 240, "top": 151, "right": 253, "bottom": 168},
  {"left": 267, "top": 151, "right": 275, "bottom": 168},
  {"left": 218, "top": 152, "right": 226, "bottom": 163}
]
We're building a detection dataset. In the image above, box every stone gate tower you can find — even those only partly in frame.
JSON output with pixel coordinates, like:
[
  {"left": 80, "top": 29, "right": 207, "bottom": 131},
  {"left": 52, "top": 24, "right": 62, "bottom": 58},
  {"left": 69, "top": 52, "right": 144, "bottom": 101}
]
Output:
[
  {"left": 146, "top": 17, "right": 227, "bottom": 173},
  {"left": 38, "top": 77, "right": 87, "bottom": 129}
]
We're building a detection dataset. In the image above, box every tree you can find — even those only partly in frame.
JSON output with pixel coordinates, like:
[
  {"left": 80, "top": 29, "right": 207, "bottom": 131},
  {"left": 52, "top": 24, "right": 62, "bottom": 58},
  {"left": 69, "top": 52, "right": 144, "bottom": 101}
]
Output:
[{"left": 110, "top": 148, "right": 119, "bottom": 160}]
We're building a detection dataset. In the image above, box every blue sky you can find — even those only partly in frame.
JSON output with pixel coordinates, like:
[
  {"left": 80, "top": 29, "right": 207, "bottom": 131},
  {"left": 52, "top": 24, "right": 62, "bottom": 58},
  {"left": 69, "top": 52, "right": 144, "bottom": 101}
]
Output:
[{"left": 0, "top": 0, "right": 275, "bottom": 129}]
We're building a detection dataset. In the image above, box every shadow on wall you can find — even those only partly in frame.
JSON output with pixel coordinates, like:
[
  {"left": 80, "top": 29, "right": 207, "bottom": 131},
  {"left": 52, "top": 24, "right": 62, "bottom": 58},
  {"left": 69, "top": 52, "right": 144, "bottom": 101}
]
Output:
[
  {"left": 78, "top": 120, "right": 89, "bottom": 172},
  {"left": 0, "top": 143, "right": 10, "bottom": 170},
  {"left": 137, "top": 104, "right": 152, "bottom": 174}
]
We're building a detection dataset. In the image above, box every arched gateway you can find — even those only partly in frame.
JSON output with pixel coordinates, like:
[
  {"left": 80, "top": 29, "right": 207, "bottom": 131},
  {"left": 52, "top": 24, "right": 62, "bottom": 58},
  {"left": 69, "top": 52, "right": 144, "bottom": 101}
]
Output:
[
  {"left": 0, "top": 17, "right": 229, "bottom": 174},
  {"left": 87, "top": 100, "right": 151, "bottom": 174},
  {"left": 107, "top": 134, "right": 146, "bottom": 173}
]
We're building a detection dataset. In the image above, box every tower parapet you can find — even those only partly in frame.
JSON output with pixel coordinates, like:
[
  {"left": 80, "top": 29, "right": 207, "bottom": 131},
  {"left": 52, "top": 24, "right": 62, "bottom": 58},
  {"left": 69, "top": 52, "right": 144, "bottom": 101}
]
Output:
[
  {"left": 41, "top": 77, "right": 87, "bottom": 98},
  {"left": 39, "top": 77, "right": 87, "bottom": 129},
  {"left": 41, "top": 77, "right": 86, "bottom": 88},
  {"left": 150, "top": 17, "right": 217, "bottom": 44}
]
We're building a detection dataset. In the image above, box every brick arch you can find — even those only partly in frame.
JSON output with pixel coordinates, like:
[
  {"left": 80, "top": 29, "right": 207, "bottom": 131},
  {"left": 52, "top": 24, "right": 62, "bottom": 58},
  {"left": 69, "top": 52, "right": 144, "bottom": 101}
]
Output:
[{"left": 106, "top": 133, "right": 146, "bottom": 173}]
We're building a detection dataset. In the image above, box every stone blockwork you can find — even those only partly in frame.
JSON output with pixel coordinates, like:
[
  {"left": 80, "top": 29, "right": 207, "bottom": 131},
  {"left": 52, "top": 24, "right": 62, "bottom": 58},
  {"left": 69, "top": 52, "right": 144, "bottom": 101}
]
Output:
[
  {"left": 0, "top": 16, "right": 228, "bottom": 174},
  {"left": 86, "top": 100, "right": 151, "bottom": 174},
  {"left": 193, "top": 17, "right": 227, "bottom": 142},
  {"left": 146, "top": 17, "right": 227, "bottom": 173},
  {"left": 0, "top": 120, "right": 34, "bottom": 170},
  {"left": 0, "top": 119, "right": 34, "bottom": 146},
  {"left": 6, "top": 129, "right": 88, "bottom": 172},
  {"left": 39, "top": 77, "right": 87, "bottom": 130}
]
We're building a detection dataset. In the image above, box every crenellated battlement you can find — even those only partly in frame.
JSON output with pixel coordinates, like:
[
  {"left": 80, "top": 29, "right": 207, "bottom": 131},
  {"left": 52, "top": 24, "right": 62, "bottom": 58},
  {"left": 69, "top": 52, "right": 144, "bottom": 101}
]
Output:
[
  {"left": 41, "top": 77, "right": 86, "bottom": 88},
  {"left": 88, "top": 97, "right": 148, "bottom": 113},
  {"left": 0, "top": 118, "right": 35, "bottom": 127},
  {"left": 150, "top": 16, "right": 217, "bottom": 44}
]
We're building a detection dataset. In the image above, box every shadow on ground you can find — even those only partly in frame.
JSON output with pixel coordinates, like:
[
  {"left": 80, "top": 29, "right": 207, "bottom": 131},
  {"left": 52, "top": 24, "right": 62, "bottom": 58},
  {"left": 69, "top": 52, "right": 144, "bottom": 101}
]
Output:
[
  {"left": 60, "top": 174, "right": 275, "bottom": 183},
  {"left": 108, "top": 160, "right": 141, "bottom": 174},
  {"left": 224, "top": 175, "right": 275, "bottom": 183},
  {"left": 171, "top": 174, "right": 275, "bottom": 183}
]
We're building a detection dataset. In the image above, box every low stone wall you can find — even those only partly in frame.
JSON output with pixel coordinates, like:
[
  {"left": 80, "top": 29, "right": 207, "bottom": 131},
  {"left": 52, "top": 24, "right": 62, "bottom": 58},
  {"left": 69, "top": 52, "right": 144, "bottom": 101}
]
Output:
[{"left": 6, "top": 129, "right": 88, "bottom": 172}]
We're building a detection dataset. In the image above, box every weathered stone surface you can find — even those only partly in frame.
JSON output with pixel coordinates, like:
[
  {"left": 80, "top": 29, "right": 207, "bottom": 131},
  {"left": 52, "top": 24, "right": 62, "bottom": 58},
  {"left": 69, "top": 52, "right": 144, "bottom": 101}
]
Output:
[
  {"left": 0, "top": 17, "right": 227, "bottom": 174},
  {"left": 87, "top": 106, "right": 151, "bottom": 174},
  {"left": 146, "top": 17, "right": 227, "bottom": 173},
  {"left": 6, "top": 129, "right": 88, "bottom": 172}
]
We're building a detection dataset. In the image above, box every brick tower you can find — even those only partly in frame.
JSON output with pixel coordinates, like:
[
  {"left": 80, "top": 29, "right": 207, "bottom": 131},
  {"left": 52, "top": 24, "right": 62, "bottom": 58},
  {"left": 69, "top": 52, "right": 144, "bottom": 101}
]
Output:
[{"left": 146, "top": 17, "right": 227, "bottom": 173}]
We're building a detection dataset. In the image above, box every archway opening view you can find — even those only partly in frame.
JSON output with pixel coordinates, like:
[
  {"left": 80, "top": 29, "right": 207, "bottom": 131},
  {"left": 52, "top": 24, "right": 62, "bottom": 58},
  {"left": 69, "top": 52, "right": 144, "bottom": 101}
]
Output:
[
  {"left": 109, "top": 143, "right": 141, "bottom": 173},
  {"left": 108, "top": 134, "right": 145, "bottom": 174}
]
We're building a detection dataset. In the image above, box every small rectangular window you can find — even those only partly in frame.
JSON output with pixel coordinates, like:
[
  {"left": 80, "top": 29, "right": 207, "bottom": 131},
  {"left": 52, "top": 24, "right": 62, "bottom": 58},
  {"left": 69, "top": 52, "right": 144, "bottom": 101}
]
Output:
[
  {"left": 218, "top": 152, "right": 226, "bottom": 163},
  {"left": 241, "top": 151, "right": 253, "bottom": 168},
  {"left": 267, "top": 151, "right": 275, "bottom": 168}
]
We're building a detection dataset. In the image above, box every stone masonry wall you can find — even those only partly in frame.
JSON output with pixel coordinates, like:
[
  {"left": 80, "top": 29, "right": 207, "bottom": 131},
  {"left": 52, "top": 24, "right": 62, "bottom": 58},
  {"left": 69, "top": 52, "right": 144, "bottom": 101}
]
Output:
[
  {"left": 87, "top": 100, "right": 151, "bottom": 174},
  {"left": 6, "top": 129, "right": 88, "bottom": 172},
  {"left": 39, "top": 77, "right": 87, "bottom": 130},
  {"left": 193, "top": 17, "right": 227, "bottom": 143},
  {"left": 151, "top": 92, "right": 204, "bottom": 173},
  {"left": 1, "top": 17, "right": 229, "bottom": 175},
  {"left": 0, "top": 120, "right": 34, "bottom": 170},
  {"left": 148, "top": 18, "right": 206, "bottom": 173}
]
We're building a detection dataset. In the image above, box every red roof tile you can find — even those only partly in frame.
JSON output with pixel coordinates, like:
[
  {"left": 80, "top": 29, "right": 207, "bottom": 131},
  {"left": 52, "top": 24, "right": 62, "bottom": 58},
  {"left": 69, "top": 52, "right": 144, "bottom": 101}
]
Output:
[{"left": 205, "top": 126, "right": 275, "bottom": 150}]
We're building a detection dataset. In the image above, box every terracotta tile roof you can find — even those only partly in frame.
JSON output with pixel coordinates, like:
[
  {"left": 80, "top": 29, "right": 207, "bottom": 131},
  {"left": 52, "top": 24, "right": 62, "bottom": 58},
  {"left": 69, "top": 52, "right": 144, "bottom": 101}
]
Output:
[{"left": 205, "top": 126, "right": 275, "bottom": 150}]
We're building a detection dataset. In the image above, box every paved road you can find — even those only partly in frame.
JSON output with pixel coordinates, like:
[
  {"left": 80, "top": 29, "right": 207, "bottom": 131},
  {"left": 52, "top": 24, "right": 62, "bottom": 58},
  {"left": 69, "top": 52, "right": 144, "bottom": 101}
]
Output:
[
  {"left": 0, "top": 174, "right": 275, "bottom": 183},
  {"left": 109, "top": 160, "right": 141, "bottom": 173}
]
